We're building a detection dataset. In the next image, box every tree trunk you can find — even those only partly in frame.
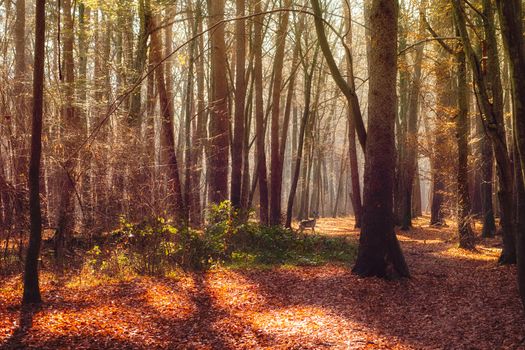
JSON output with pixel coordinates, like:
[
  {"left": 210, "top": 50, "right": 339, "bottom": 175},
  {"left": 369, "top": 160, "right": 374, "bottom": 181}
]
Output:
[
  {"left": 269, "top": 0, "right": 291, "bottom": 226},
  {"left": 253, "top": 1, "right": 269, "bottom": 225},
  {"left": 190, "top": 4, "right": 206, "bottom": 227},
  {"left": 455, "top": 36, "right": 475, "bottom": 249},
  {"left": 150, "top": 15, "right": 185, "bottom": 224},
  {"left": 128, "top": 0, "right": 151, "bottom": 126},
  {"left": 184, "top": 5, "right": 196, "bottom": 225},
  {"left": 454, "top": 0, "right": 515, "bottom": 261},
  {"left": 55, "top": 0, "right": 80, "bottom": 265},
  {"left": 285, "top": 50, "right": 318, "bottom": 228},
  {"left": 344, "top": 2, "right": 362, "bottom": 228},
  {"left": 400, "top": 0, "right": 426, "bottom": 231},
  {"left": 23, "top": 0, "right": 45, "bottom": 304},
  {"left": 207, "top": 0, "right": 230, "bottom": 204},
  {"left": 311, "top": 0, "right": 366, "bottom": 150},
  {"left": 231, "top": 0, "right": 246, "bottom": 211},
  {"left": 13, "top": 0, "right": 28, "bottom": 235},
  {"left": 352, "top": 0, "right": 409, "bottom": 278}
]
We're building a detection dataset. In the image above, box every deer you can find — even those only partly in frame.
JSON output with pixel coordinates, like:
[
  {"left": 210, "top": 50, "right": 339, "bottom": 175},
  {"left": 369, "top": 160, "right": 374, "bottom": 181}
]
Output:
[{"left": 299, "top": 211, "right": 319, "bottom": 234}]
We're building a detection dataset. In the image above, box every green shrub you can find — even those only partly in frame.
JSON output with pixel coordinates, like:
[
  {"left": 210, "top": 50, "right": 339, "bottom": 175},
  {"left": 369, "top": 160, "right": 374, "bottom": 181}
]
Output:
[{"left": 84, "top": 201, "right": 356, "bottom": 275}]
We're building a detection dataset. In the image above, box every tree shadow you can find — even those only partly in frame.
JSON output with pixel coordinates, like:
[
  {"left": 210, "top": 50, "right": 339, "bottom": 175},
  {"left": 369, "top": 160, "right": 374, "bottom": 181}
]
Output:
[
  {"left": 1, "top": 274, "right": 276, "bottom": 349},
  {"left": 2, "top": 303, "right": 40, "bottom": 349},
  {"left": 234, "top": 229, "right": 525, "bottom": 349}
]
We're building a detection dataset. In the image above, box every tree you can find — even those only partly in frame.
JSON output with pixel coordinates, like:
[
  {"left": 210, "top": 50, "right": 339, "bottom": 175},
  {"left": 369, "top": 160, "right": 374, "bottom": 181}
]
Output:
[
  {"left": 453, "top": 0, "right": 514, "bottom": 259},
  {"left": 343, "top": 2, "right": 362, "bottom": 228},
  {"left": 454, "top": 30, "right": 475, "bottom": 249},
  {"left": 23, "top": 0, "right": 46, "bottom": 304},
  {"left": 495, "top": 0, "right": 525, "bottom": 307},
  {"left": 150, "top": 14, "right": 185, "bottom": 224},
  {"left": 253, "top": 0, "right": 269, "bottom": 225},
  {"left": 55, "top": 0, "right": 80, "bottom": 265},
  {"left": 269, "top": 0, "right": 291, "bottom": 226},
  {"left": 311, "top": 0, "right": 367, "bottom": 151},
  {"left": 231, "top": 0, "right": 246, "bottom": 211},
  {"left": 399, "top": 0, "right": 427, "bottom": 231},
  {"left": 285, "top": 43, "right": 320, "bottom": 228},
  {"left": 207, "top": 0, "right": 230, "bottom": 204},
  {"left": 352, "top": 0, "right": 409, "bottom": 278}
]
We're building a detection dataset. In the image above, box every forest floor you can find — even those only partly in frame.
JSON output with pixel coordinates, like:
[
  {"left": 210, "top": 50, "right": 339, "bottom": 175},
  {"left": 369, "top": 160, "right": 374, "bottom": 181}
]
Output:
[{"left": 1, "top": 215, "right": 525, "bottom": 349}]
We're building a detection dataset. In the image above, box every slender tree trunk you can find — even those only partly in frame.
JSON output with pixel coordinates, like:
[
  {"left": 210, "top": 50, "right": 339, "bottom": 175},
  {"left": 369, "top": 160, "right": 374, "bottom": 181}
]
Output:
[
  {"left": 150, "top": 15, "right": 185, "bottom": 224},
  {"left": 454, "top": 0, "right": 515, "bottom": 261},
  {"left": 254, "top": 1, "right": 269, "bottom": 225},
  {"left": 480, "top": 136, "right": 496, "bottom": 237},
  {"left": 23, "top": 0, "right": 45, "bottom": 305},
  {"left": 56, "top": 0, "right": 79, "bottom": 264},
  {"left": 128, "top": 0, "right": 151, "bottom": 126},
  {"left": 184, "top": 7, "right": 196, "bottom": 224},
  {"left": 231, "top": 0, "right": 246, "bottom": 210},
  {"left": 400, "top": 1, "right": 426, "bottom": 231},
  {"left": 311, "top": 0, "right": 366, "bottom": 150},
  {"left": 190, "top": 4, "right": 206, "bottom": 227},
  {"left": 344, "top": 3, "right": 362, "bottom": 228},
  {"left": 269, "top": 0, "right": 291, "bottom": 225},
  {"left": 13, "top": 0, "right": 27, "bottom": 234},
  {"left": 455, "top": 36, "right": 475, "bottom": 249},
  {"left": 207, "top": 0, "right": 229, "bottom": 204},
  {"left": 285, "top": 50, "right": 318, "bottom": 228}
]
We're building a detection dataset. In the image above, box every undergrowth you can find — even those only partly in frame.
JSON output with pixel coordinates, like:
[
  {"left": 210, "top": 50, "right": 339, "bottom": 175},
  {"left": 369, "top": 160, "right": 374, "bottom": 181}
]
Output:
[{"left": 1, "top": 201, "right": 356, "bottom": 278}]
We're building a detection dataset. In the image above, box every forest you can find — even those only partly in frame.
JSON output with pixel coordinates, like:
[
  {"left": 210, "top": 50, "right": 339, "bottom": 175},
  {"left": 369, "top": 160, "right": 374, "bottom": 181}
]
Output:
[{"left": 1, "top": 0, "right": 525, "bottom": 348}]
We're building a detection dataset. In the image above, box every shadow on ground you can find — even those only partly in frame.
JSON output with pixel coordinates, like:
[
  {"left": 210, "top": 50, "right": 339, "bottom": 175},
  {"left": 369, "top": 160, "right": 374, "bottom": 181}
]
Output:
[{"left": 1, "top": 216, "right": 524, "bottom": 349}]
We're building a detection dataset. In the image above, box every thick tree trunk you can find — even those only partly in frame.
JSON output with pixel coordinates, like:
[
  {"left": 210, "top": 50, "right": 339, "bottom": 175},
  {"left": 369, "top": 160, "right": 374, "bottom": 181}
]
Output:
[{"left": 352, "top": 0, "right": 409, "bottom": 278}]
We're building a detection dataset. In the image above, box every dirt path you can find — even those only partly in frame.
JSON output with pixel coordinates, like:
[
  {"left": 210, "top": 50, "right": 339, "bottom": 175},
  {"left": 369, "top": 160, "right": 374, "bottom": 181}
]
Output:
[{"left": 1, "top": 216, "right": 524, "bottom": 349}]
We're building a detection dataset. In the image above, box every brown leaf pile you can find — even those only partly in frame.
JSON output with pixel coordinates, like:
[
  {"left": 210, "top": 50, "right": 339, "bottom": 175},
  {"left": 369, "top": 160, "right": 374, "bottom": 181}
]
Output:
[{"left": 1, "top": 216, "right": 524, "bottom": 349}]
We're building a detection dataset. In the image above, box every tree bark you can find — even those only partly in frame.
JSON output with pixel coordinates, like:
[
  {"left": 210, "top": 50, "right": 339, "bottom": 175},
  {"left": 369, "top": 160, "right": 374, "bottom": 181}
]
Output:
[
  {"left": 400, "top": 0, "right": 426, "bottom": 231},
  {"left": 150, "top": 15, "right": 185, "bottom": 224},
  {"left": 352, "top": 0, "right": 409, "bottom": 278},
  {"left": 253, "top": 1, "right": 269, "bottom": 225},
  {"left": 231, "top": 0, "right": 246, "bottom": 211},
  {"left": 269, "top": 0, "right": 291, "bottom": 226},
  {"left": 23, "top": 0, "right": 45, "bottom": 305},
  {"left": 496, "top": 0, "right": 525, "bottom": 306},
  {"left": 311, "top": 0, "right": 366, "bottom": 150},
  {"left": 344, "top": 2, "right": 362, "bottom": 228},
  {"left": 454, "top": 0, "right": 515, "bottom": 260},
  {"left": 207, "top": 0, "right": 230, "bottom": 204},
  {"left": 285, "top": 49, "right": 318, "bottom": 228},
  {"left": 55, "top": 0, "right": 80, "bottom": 265},
  {"left": 455, "top": 33, "right": 475, "bottom": 249}
]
